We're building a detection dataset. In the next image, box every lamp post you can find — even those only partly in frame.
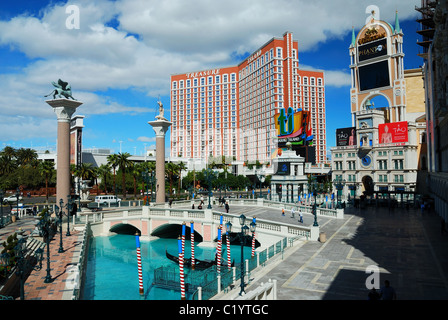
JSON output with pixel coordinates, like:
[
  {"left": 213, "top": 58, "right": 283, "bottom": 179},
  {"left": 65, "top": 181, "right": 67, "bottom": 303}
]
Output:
[
  {"left": 239, "top": 214, "right": 249, "bottom": 295},
  {"left": 142, "top": 170, "right": 149, "bottom": 205},
  {"left": 257, "top": 171, "right": 265, "bottom": 198},
  {"left": 204, "top": 168, "right": 215, "bottom": 209},
  {"left": 55, "top": 202, "right": 64, "bottom": 253},
  {"left": 308, "top": 176, "right": 322, "bottom": 227},
  {"left": 332, "top": 177, "right": 346, "bottom": 209},
  {"left": 15, "top": 238, "right": 44, "bottom": 300},
  {"left": 0, "top": 189, "right": 4, "bottom": 228},
  {"left": 59, "top": 197, "right": 73, "bottom": 237},
  {"left": 37, "top": 208, "right": 54, "bottom": 283},
  {"left": 15, "top": 187, "right": 20, "bottom": 220}
]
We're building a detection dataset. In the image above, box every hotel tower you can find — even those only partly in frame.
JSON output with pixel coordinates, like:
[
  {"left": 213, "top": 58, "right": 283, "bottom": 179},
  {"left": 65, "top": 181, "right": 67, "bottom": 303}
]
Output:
[{"left": 170, "top": 32, "right": 326, "bottom": 165}]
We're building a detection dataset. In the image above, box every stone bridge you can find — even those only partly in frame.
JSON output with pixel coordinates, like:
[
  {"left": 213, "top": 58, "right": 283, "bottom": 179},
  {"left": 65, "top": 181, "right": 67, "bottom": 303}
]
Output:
[{"left": 74, "top": 201, "right": 330, "bottom": 247}]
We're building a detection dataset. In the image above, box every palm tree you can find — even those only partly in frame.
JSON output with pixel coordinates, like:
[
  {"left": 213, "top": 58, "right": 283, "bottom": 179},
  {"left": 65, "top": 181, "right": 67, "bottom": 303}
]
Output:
[
  {"left": 107, "top": 154, "right": 120, "bottom": 193},
  {"left": 15, "top": 148, "right": 38, "bottom": 166},
  {"left": 78, "top": 162, "right": 95, "bottom": 181},
  {"left": 0, "top": 154, "right": 15, "bottom": 175},
  {"left": 97, "top": 164, "right": 111, "bottom": 194},
  {"left": 40, "top": 160, "right": 55, "bottom": 202},
  {"left": 117, "top": 152, "right": 132, "bottom": 199},
  {"left": 177, "top": 161, "right": 187, "bottom": 198},
  {"left": 165, "top": 162, "right": 179, "bottom": 197},
  {"left": 130, "top": 162, "right": 143, "bottom": 199}
]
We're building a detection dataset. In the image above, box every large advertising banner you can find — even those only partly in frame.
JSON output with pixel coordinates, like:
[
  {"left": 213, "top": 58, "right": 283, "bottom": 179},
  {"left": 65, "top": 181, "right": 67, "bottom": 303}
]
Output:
[
  {"left": 336, "top": 127, "right": 357, "bottom": 147},
  {"left": 274, "top": 107, "right": 313, "bottom": 149},
  {"left": 358, "top": 38, "right": 387, "bottom": 62},
  {"left": 378, "top": 121, "right": 408, "bottom": 145}
]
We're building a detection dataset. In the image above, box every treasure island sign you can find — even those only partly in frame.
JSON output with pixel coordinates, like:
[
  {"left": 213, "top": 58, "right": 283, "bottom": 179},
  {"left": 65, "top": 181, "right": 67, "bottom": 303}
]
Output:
[{"left": 274, "top": 107, "right": 313, "bottom": 150}]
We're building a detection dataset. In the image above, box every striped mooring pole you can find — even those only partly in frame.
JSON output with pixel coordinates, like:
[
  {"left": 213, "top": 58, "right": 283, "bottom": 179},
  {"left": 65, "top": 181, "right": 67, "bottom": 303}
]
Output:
[
  {"left": 251, "top": 217, "right": 256, "bottom": 258},
  {"left": 178, "top": 236, "right": 186, "bottom": 300},
  {"left": 226, "top": 229, "right": 231, "bottom": 269},
  {"left": 135, "top": 232, "right": 144, "bottom": 295},
  {"left": 190, "top": 221, "right": 195, "bottom": 270}
]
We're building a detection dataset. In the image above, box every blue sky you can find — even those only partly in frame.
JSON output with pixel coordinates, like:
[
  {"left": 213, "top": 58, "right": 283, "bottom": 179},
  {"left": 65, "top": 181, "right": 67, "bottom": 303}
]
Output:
[{"left": 0, "top": 0, "right": 423, "bottom": 157}]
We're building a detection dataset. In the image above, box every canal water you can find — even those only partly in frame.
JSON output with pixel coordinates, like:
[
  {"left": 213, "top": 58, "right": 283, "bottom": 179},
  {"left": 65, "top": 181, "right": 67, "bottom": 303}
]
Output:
[{"left": 82, "top": 234, "right": 253, "bottom": 300}]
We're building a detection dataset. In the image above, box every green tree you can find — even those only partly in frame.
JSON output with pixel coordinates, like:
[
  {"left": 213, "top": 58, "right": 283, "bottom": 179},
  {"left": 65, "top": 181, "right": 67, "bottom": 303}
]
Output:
[
  {"left": 117, "top": 152, "right": 132, "bottom": 199},
  {"left": 40, "top": 160, "right": 55, "bottom": 202},
  {"left": 97, "top": 164, "right": 112, "bottom": 194},
  {"left": 15, "top": 148, "right": 38, "bottom": 166},
  {"left": 165, "top": 162, "right": 179, "bottom": 197},
  {"left": 107, "top": 154, "right": 120, "bottom": 193},
  {"left": 177, "top": 161, "right": 187, "bottom": 197}
]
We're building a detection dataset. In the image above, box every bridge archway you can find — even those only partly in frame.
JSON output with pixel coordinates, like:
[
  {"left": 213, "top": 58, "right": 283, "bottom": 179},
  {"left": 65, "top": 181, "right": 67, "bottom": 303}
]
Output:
[
  {"left": 151, "top": 223, "right": 204, "bottom": 242},
  {"left": 109, "top": 223, "right": 141, "bottom": 235}
]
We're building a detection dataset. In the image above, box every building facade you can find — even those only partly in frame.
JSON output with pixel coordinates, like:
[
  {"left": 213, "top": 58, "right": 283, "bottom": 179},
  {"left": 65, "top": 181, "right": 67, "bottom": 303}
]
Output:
[
  {"left": 417, "top": 0, "right": 448, "bottom": 224},
  {"left": 331, "top": 11, "right": 426, "bottom": 201},
  {"left": 170, "top": 32, "right": 326, "bottom": 165}
]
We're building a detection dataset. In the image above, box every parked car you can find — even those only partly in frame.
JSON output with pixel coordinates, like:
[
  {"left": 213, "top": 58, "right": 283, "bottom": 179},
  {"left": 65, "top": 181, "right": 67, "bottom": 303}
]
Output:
[{"left": 3, "top": 194, "right": 23, "bottom": 204}]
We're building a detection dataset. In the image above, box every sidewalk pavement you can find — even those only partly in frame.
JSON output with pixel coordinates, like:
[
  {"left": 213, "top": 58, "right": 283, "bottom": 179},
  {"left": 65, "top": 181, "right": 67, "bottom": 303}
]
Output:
[
  {"left": 0, "top": 215, "right": 83, "bottom": 300},
  {"left": 215, "top": 204, "right": 448, "bottom": 300}
]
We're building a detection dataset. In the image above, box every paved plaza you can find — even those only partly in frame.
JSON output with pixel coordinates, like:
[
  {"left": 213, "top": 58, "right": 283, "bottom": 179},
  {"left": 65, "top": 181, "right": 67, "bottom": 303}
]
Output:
[
  {"left": 1, "top": 202, "right": 448, "bottom": 300},
  {"left": 213, "top": 203, "right": 448, "bottom": 300}
]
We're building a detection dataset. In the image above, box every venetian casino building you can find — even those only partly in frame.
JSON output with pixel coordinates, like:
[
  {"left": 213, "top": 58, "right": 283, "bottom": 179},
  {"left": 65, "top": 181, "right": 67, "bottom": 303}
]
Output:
[
  {"left": 170, "top": 32, "right": 326, "bottom": 165},
  {"left": 331, "top": 11, "right": 427, "bottom": 200}
]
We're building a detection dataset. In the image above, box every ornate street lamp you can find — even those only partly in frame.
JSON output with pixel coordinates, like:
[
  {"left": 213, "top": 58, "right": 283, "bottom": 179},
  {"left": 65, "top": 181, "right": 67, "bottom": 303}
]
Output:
[
  {"left": 55, "top": 202, "right": 64, "bottom": 253},
  {"left": 37, "top": 209, "right": 54, "bottom": 283},
  {"left": 15, "top": 187, "right": 20, "bottom": 219},
  {"left": 204, "top": 168, "right": 215, "bottom": 209},
  {"left": 239, "top": 214, "right": 250, "bottom": 295},
  {"left": 332, "top": 177, "right": 346, "bottom": 209},
  {"left": 308, "top": 176, "right": 322, "bottom": 227},
  {"left": 0, "top": 189, "right": 4, "bottom": 228},
  {"left": 15, "top": 238, "right": 44, "bottom": 300}
]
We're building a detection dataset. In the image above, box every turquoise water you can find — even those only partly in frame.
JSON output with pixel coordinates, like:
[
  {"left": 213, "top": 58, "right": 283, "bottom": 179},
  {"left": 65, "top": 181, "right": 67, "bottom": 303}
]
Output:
[{"left": 83, "top": 234, "right": 253, "bottom": 300}]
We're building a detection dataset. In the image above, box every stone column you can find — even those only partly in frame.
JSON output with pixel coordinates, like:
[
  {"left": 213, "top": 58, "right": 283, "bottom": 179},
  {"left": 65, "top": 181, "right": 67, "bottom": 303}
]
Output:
[
  {"left": 46, "top": 99, "right": 83, "bottom": 205},
  {"left": 148, "top": 119, "right": 172, "bottom": 203}
]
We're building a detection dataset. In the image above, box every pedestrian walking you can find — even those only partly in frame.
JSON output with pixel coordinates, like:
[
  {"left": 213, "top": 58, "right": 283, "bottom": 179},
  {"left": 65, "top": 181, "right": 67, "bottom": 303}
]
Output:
[
  {"left": 282, "top": 208, "right": 285, "bottom": 216},
  {"left": 298, "top": 210, "right": 303, "bottom": 223},
  {"left": 291, "top": 207, "right": 295, "bottom": 218},
  {"left": 379, "top": 280, "right": 396, "bottom": 300},
  {"left": 225, "top": 202, "right": 229, "bottom": 213}
]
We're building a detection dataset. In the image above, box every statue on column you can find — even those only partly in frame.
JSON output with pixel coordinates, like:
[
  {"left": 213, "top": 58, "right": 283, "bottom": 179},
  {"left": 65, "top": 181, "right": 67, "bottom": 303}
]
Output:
[
  {"left": 155, "top": 99, "right": 167, "bottom": 121},
  {"left": 44, "top": 79, "right": 77, "bottom": 100}
]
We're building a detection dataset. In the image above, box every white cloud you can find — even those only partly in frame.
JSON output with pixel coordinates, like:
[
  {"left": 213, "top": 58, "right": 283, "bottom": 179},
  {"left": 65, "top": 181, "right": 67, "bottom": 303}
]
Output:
[
  {"left": 137, "top": 136, "right": 156, "bottom": 142},
  {"left": 0, "top": 0, "right": 421, "bottom": 144}
]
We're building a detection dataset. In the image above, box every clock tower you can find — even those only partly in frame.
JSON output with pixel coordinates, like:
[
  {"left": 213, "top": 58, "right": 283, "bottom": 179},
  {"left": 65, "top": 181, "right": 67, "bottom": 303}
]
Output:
[{"left": 331, "top": 7, "right": 426, "bottom": 204}]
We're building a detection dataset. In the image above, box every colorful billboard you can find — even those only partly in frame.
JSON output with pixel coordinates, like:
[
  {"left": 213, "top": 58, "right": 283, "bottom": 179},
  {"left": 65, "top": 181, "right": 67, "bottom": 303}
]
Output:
[
  {"left": 378, "top": 121, "right": 408, "bottom": 145},
  {"left": 274, "top": 107, "right": 313, "bottom": 149},
  {"left": 336, "top": 127, "right": 357, "bottom": 147}
]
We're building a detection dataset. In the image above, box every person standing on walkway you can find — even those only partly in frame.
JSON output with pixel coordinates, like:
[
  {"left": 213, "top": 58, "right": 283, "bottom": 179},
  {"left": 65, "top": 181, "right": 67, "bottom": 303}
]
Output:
[
  {"left": 298, "top": 209, "right": 303, "bottom": 223},
  {"left": 282, "top": 208, "right": 285, "bottom": 216},
  {"left": 291, "top": 207, "right": 295, "bottom": 218},
  {"left": 225, "top": 202, "right": 229, "bottom": 213},
  {"left": 380, "top": 280, "right": 396, "bottom": 300}
]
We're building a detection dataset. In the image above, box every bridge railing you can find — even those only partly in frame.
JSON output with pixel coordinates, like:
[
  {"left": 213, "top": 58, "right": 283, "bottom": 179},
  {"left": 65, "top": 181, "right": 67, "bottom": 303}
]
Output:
[{"left": 74, "top": 205, "right": 317, "bottom": 242}]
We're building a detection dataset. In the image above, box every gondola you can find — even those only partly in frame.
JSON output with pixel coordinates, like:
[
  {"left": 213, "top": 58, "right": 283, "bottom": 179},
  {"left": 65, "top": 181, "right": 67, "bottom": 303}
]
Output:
[{"left": 165, "top": 250, "right": 234, "bottom": 270}]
